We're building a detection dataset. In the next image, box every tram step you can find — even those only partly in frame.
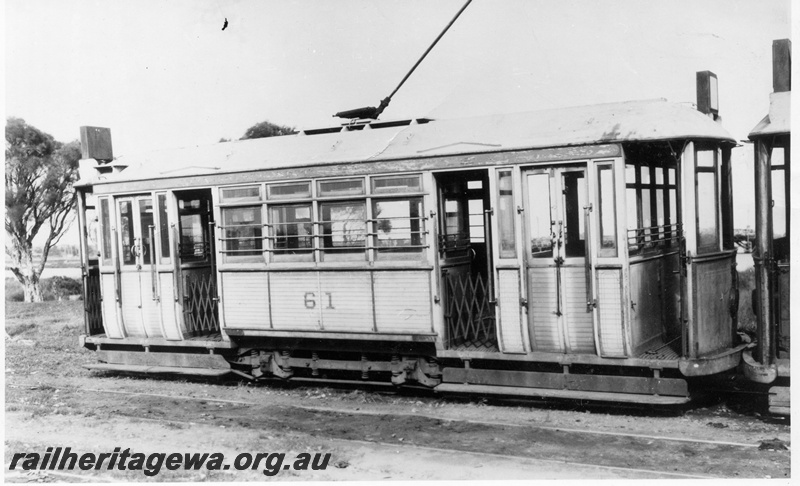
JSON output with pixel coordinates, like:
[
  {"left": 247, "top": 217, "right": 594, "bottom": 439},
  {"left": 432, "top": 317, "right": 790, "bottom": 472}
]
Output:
[
  {"left": 85, "top": 363, "right": 231, "bottom": 377},
  {"left": 768, "top": 386, "right": 790, "bottom": 416},
  {"left": 443, "top": 367, "right": 688, "bottom": 397},
  {"left": 435, "top": 383, "right": 691, "bottom": 405},
  {"left": 94, "top": 350, "right": 231, "bottom": 369}
]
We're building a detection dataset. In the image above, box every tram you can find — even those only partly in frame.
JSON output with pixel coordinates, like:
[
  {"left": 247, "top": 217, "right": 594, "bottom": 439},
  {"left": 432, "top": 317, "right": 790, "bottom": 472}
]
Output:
[
  {"left": 76, "top": 73, "right": 746, "bottom": 405},
  {"left": 742, "top": 39, "right": 791, "bottom": 415}
]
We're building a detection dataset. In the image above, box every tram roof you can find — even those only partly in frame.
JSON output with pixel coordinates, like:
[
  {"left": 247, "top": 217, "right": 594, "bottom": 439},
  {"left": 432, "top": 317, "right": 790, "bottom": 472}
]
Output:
[
  {"left": 100, "top": 98, "right": 734, "bottom": 184},
  {"left": 749, "top": 91, "right": 790, "bottom": 139}
]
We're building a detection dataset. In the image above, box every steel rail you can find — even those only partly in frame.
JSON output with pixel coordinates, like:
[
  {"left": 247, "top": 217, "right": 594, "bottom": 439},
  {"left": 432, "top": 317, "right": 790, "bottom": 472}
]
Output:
[
  {"left": 10, "top": 384, "right": 763, "bottom": 449},
  {"left": 91, "top": 415, "right": 715, "bottom": 480}
]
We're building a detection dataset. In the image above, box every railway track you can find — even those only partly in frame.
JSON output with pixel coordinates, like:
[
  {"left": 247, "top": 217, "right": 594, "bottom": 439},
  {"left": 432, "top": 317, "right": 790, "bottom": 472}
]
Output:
[{"left": 6, "top": 381, "right": 787, "bottom": 479}]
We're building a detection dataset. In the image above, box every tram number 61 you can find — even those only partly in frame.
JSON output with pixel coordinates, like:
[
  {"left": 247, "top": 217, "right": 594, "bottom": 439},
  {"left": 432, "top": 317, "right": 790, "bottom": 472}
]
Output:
[{"left": 304, "top": 292, "right": 335, "bottom": 309}]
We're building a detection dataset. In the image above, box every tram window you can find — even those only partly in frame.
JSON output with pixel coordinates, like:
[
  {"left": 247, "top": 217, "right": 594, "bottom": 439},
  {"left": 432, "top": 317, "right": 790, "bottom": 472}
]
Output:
[
  {"left": 139, "top": 199, "right": 154, "bottom": 265},
  {"left": 696, "top": 150, "right": 715, "bottom": 168},
  {"left": 320, "top": 201, "right": 367, "bottom": 261},
  {"left": 597, "top": 165, "right": 617, "bottom": 257},
  {"left": 696, "top": 149, "right": 719, "bottom": 253},
  {"left": 656, "top": 189, "right": 665, "bottom": 227},
  {"left": 318, "top": 178, "right": 365, "bottom": 197},
  {"left": 641, "top": 188, "right": 652, "bottom": 240},
  {"left": 445, "top": 199, "right": 463, "bottom": 236},
  {"left": 373, "top": 198, "right": 424, "bottom": 259},
  {"left": 180, "top": 213, "right": 207, "bottom": 261},
  {"left": 118, "top": 200, "right": 135, "bottom": 265},
  {"left": 771, "top": 147, "right": 787, "bottom": 241},
  {"left": 270, "top": 204, "right": 313, "bottom": 261},
  {"left": 99, "top": 198, "right": 112, "bottom": 266},
  {"left": 772, "top": 167, "right": 787, "bottom": 240},
  {"left": 268, "top": 182, "right": 311, "bottom": 199},
  {"left": 468, "top": 199, "right": 485, "bottom": 242},
  {"left": 626, "top": 187, "right": 638, "bottom": 237},
  {"left": 497, "top": 170, "right": 517, "bottom": 258},
  {"left": 527, "top": 173, "right": 553, "bottom": 258},
  {"left": 157, "top": 194, "right": 170, "bottom": 264},
  {"left": 562, "top": 171, "right": 586, "bottom": 258},
  {"left": 221, "top": 207, "right": 263, "bottom": 262},
  {"left": 220, "top": 185, "right": 261, "bottom": 203},
  {"left": 371, "top": 175, "right": 422, "bottom": 194},
  {"left": 626, "top": 165, "right": 637, "bottom": 184},
  {"left": 85, "top": 206, "right": 100, "bottom": 260},
  {"left": 669, "top": 188, "right": 677, "bottom": 227}
]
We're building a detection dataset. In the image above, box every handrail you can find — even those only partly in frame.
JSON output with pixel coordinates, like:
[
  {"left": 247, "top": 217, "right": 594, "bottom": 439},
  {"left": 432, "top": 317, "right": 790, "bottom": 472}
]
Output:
[{"left": 148, "top": 225, "right": 158, "bottom": 301}]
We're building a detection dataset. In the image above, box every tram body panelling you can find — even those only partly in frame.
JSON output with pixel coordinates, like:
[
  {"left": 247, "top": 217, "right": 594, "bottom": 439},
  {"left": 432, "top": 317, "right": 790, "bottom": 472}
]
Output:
[{"left": 76, "top": 96, "right": 743, "bottom": 404}]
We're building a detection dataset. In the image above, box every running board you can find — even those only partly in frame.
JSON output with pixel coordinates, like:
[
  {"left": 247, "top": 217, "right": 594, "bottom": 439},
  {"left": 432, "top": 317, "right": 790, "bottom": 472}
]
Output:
[
  {"left": 435, "top": 383, "right": 691, "bottom": 405},
  {"left": 86, "top": 350, "right": 233, "bottom": 377},
  {"left": 85, "top": 363, "right": 231, "bottom": 377}
]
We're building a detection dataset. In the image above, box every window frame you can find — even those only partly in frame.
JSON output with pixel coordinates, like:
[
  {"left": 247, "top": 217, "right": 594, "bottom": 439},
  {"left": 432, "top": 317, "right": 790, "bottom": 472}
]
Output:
[
  {"left": 214, "top": 173, "right": 428, "bottom": 267},
  {"left": 694, "top": 146, "right": 720, "bottom": 254}
]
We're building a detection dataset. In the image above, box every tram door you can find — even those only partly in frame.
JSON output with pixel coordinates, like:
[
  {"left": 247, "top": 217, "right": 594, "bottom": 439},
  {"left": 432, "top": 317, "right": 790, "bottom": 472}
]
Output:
[
  {"left": 116, "top": 196, "right": 165, "bottom": 338},
  {"left": 175, "top": 190, "right": 220, "bottom": 336},
  {"left": 436, "top": 170, "right": 497, "bottom": 351},
  {"left": 524, "top": 166, "right": 596, "bottom": 353}
]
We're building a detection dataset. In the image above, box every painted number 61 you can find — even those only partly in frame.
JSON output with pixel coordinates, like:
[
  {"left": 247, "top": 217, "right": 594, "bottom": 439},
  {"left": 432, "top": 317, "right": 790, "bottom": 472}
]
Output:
[{"left": 304, "top": 292, "right": 334, "bottom": 309}]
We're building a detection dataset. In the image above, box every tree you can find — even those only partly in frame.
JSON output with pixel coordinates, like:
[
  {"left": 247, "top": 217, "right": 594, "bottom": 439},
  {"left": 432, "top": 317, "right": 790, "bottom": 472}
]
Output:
[
  {"left": 240, "top": 120, "right": 295, "bottom": 140},
  {"left": 5, "top": 117, "right": 82, "bottom": 302}
]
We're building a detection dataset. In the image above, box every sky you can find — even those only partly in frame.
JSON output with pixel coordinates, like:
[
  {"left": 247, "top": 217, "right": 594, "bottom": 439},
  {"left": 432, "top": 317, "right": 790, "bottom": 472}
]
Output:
[{"left": 5, "top": 0, "right": 794, "bottom": 229}]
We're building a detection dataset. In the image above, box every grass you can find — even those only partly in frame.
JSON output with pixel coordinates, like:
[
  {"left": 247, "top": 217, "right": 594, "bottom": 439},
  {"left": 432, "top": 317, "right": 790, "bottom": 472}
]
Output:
[{"left": 5, "top": 300, "right": 95, "bottom": 378}]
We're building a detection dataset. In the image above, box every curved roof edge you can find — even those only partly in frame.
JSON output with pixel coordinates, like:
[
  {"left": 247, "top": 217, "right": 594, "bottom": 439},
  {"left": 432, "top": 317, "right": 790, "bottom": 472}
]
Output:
[
  {"left": 96, "top": 99, "right": 736, "bottom": 184},
  {"left": 749, "top": 91, "right": 791, "bottom": 139}
]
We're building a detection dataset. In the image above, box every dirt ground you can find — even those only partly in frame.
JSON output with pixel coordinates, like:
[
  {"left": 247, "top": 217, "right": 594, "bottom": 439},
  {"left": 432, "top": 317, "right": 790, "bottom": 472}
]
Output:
[{"left": 4, "top": 301, "right": 792, "bottom": 481}]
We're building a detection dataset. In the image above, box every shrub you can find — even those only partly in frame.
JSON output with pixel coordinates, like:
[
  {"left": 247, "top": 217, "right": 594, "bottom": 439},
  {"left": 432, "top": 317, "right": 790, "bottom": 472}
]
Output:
[
  {"left": 5, "top": 278, "right": 24, "bottom": 302},
  {"left": 41, "top": 276, "right": 83, "bottom": 301},
  {"left": 6, "top": 276, "right": 83, "bottom": 302}
]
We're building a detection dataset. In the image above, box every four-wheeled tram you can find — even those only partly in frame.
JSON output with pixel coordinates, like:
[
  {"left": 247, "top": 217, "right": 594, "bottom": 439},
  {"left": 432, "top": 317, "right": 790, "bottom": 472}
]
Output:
[
  {"left": 76, "top": 74, "right": 745, "bottom": 405},
  {"left": 742, "top": 39, "right": 791, "bottom": 415}
]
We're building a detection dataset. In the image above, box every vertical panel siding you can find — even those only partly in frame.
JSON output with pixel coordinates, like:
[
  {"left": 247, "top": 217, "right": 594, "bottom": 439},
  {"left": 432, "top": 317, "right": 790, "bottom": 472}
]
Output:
[
  {"left": 629, "top": 259, "right": 663, "bottom": 354},
  {"left": 269, "top": 272, "right": 322, "bottom": 330},
  {"left": 597, "top": 269, "right": 626, "bottom": 357},
  {"left": 140, "top": 277, "right": 163, "bottom": 338},
  {"left": 101, "top": 274, "right": 124, "bottom": 338},
  {"left": 694, "top": 258, "right": 733, "bottom": 356},
  {"left": 527, "top": 267, "right": 562, "bottom": 351},
  {"left": 319, "top": 273, "right": 374, "bottom": 332},
  {"left": 662, "top": 253, "right": 682, "bottom": 340},
  {"left": 562, "top": 267, "right": 595, "bottom": 353},
  {"left": 221, "top": 273, "right": 271, "bottom": 329},
  {"left": 498, "top": 269, "right": 525, "bottom": 353},
  {"left": 159, "top": 273, "right": 182, "bottom": 340},
  {"left": 373, "top": 271, "right": 432, "bottom": 333},
  {"left": 119, "top": 272, "right": 146, "bottom": 337}
]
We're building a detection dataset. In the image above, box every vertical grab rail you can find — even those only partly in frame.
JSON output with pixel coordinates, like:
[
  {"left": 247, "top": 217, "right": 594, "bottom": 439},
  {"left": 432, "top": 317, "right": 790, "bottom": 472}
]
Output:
[
  {"left": 553, "top": 220, "right": 563, "bottom": 317},
  {"left": 583, "top": 203, "right": 595, "bottom": 312},
  {"left": 483, "top": 209, "right": 495, "bottom": 304},
  {"left": 148, "top": 225, "right": 158, "bottom": 302}
]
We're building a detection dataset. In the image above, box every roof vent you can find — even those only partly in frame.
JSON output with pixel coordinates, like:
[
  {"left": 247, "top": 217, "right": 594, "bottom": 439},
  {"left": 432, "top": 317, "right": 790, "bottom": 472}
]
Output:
[
  {"left": 773, "top": 39, "right": 791, "bottom": 93},
  {"left": 79, "top": 126, "right": 113, "bottom": 162},
  {"left": 696, "top": 71, "right": 719, "bottom": 120}
]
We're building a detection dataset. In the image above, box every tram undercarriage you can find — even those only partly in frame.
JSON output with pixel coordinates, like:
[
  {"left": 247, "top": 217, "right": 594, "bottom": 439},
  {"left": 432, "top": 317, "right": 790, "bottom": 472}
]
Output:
[{"left": 81, "top": 329, "right": 748, "bottom": 405}]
